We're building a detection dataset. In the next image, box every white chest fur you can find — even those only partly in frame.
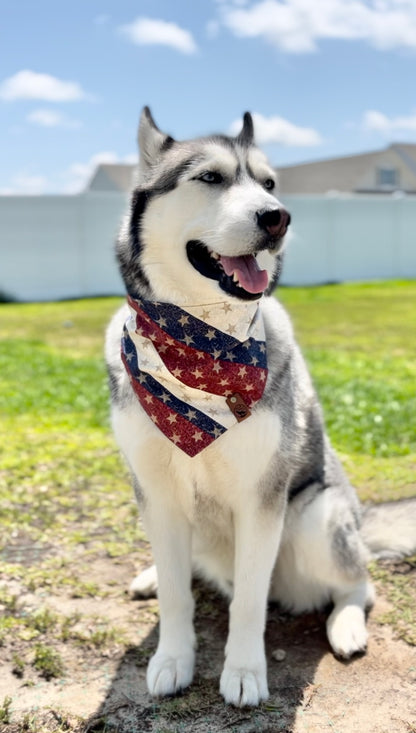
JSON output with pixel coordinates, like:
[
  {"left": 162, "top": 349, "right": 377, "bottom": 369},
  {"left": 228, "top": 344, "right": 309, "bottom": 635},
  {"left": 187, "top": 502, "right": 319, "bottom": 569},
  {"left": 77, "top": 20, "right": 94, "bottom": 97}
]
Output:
[{"left": 112, "top": 398, "right": 281, "bottom": 522}]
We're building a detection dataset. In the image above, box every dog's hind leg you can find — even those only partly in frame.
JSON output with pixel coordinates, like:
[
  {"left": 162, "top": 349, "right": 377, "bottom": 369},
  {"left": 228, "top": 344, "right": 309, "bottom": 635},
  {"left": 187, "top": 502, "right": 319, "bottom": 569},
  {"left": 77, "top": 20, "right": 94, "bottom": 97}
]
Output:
[
  {"left": 326, "top": 579, "right": 375, "bottom": 658},
  {"left": 323, "top": 510, "right": 375, "bottom": 659},
  {"left": 129, "top": 564, "right": 158, "bottom": 599},
  {"left": 271, "top": 485, "right": 375, "bottom": 658}
]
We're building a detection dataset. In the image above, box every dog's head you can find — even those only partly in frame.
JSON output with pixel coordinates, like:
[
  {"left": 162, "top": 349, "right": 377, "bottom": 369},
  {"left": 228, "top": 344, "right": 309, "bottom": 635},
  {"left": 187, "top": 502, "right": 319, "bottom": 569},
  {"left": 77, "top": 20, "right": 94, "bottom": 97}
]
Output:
[{"left": 117, "top": 107, "right": 291, "bottom": 305}]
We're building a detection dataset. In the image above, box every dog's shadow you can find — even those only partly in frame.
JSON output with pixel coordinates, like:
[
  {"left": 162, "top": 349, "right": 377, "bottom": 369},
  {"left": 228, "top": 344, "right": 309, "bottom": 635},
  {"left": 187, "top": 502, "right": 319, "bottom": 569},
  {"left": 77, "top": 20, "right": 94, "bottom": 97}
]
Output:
[{"left": 84, "top": 580, "right": 330, "bottom": 732}]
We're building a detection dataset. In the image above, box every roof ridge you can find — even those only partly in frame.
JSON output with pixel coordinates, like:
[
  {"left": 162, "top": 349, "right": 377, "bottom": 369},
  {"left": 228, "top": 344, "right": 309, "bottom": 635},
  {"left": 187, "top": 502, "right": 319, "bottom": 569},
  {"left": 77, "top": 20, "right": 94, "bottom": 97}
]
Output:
[{"left": 278, "top": 147, "right": 384, "bottom": 171}]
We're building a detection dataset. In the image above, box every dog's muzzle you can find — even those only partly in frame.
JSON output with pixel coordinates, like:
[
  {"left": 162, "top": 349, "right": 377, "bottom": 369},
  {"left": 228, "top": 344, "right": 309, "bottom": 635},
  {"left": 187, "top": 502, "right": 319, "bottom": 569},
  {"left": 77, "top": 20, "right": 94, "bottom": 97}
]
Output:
[{"left": 186, "top": 206, "right": 291, "bottom": 301}]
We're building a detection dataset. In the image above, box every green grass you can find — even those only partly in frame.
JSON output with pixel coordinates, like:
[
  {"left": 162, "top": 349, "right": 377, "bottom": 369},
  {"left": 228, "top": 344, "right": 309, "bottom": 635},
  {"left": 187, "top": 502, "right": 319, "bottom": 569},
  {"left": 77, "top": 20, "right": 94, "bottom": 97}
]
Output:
[
  {"left": 0, "top": 696, "right": 13, "bottom": 725},
  {"left": 278, "top": 281, "right": 416, "bottom": 501},
  {"left": 0, "top": 297, "right": 144, "bottom": 557},
  {"left": 0, "top": 283, "right": 414, "bottom": 551},
  {"left": 33, "top": 643, "right": 65, "bottom": 680}
]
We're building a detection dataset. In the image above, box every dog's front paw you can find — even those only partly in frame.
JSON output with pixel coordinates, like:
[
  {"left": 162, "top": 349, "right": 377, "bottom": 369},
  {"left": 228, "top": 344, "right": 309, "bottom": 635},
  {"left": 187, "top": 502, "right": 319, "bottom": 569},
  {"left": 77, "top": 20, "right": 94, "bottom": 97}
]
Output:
[
  {"left": 327, "top": 605, "right": 368, "bottom": 659},
  {"left": 147, "top": 650, "right": 194, "bottom": 697},
  {"left": 220, "top": 664, "right": 269, "bottom": 707},
  {"left": 129, "top": 565, "right": 158, "bottom": 599}
]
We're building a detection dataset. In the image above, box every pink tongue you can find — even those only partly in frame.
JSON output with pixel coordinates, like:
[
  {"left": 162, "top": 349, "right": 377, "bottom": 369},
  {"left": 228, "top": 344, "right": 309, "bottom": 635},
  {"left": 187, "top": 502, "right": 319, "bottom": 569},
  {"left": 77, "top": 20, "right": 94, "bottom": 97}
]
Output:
[{"left": 220, "top": 254, "right": 269, "bottom": 294}]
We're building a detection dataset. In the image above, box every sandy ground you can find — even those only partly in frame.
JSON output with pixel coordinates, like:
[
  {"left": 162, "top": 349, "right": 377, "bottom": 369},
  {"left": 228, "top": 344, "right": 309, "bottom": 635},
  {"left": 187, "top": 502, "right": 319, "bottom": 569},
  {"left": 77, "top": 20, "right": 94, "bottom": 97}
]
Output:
[{"left": 1, "top": 550, "right": 415, "bottom": 733}]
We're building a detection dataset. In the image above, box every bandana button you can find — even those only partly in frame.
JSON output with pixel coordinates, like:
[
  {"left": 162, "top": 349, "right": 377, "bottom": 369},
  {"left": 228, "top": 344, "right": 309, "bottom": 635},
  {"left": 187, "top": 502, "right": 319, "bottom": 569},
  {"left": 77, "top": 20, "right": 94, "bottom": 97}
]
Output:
[{"left": 226, "top": 393, "right": 251, "bottom": 422}]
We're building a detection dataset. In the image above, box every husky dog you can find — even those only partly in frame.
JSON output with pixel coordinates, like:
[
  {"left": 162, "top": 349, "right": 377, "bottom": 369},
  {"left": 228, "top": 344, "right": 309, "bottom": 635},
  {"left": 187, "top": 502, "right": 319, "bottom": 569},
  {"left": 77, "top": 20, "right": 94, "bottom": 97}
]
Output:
[{"left": 105, "top": 108, "right": 416, "bottom": 707}]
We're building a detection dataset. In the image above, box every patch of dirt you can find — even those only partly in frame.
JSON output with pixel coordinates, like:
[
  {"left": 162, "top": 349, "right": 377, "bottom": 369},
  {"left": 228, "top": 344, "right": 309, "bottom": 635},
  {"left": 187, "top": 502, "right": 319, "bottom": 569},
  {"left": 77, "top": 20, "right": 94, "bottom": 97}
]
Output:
[
  {"left": 0, "top": 531, "right": 55, "bottom": 566},
  {"left": 1, "top": 552, "right": 415, "bottom": 733}
]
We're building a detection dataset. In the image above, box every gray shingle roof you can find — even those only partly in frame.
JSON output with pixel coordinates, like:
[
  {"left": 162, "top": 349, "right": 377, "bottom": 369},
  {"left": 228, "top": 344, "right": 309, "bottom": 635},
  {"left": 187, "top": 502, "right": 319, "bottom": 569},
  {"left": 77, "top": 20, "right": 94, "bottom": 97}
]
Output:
[
  {"left": 87, "top": 164, "right": 137, "bottom": 192},
  {"left": 277, "top": 144, "right": 416, "bottom": 194}
]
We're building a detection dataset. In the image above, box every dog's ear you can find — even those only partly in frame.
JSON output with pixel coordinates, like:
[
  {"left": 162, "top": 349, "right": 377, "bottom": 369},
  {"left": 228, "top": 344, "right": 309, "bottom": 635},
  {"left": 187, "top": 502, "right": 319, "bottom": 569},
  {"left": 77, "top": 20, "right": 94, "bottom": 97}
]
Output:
[
  {"left": 235, "top": 112, "right": 254, "bottom": 147},
  {"left": 138, "top": 106, "right": 174, "bottom": 175}
]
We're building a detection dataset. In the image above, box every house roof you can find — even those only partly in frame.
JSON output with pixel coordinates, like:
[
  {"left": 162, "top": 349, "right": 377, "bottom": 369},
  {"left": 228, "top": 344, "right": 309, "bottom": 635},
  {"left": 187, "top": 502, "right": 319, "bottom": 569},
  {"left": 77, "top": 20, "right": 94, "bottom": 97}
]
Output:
[
  {"left": 277, "top": 150, "right": 381, "bottom": 194},
  {"left": 277, "top": 143, "right": 416, "bottom": 194},
  {"left": 87, "top": 163, "right": 137, "bottom": 192},
  {"left": 86, "top": 144, "right": 416, "bottom": 195}
]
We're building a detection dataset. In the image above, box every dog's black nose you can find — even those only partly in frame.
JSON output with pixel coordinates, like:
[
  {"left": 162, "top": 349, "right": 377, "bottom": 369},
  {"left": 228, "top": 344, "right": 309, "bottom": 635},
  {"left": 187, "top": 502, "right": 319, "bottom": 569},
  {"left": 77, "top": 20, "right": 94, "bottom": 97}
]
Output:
[{"left": 256, "top": 208, "right": 291, "bottom": 239}]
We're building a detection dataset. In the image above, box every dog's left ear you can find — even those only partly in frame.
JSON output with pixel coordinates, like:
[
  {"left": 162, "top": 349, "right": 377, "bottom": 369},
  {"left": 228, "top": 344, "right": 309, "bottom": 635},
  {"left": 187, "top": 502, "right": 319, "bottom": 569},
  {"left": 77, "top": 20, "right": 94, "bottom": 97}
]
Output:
[
  {"left": 138, "top": 106, "right": 174, "bottom": 176},
  {"left": 235, "top": 112, "right": 254, "bottom": 147}
]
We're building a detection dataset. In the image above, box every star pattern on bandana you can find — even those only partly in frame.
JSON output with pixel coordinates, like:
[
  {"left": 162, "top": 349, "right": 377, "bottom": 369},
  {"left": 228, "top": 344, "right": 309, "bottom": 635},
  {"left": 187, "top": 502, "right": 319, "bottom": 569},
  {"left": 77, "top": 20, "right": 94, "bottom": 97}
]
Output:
[{"left": 121, "top": 295, "right": 268, "bottom": 457}]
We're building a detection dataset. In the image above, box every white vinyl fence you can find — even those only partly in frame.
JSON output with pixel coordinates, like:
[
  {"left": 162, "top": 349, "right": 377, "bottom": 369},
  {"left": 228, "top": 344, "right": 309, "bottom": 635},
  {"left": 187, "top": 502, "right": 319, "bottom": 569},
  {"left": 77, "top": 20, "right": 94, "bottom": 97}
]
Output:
[
  {"left": 0, "top": 192, "right": 415, "bottom": 301},
  {"left": 282, "top": 195, "right": 416, "bottom": 285}
]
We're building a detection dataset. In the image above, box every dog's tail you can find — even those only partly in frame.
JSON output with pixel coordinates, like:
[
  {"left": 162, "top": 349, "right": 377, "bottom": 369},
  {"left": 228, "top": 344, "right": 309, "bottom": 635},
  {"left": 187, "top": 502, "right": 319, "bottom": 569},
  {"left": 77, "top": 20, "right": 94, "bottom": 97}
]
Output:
[{"left": 361, "top": 498, "right": 416, "bottom": 560}]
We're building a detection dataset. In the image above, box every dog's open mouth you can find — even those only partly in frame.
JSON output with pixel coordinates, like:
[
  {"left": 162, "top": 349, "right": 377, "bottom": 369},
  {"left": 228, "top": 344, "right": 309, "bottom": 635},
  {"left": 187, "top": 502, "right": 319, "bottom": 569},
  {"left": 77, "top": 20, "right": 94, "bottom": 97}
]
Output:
[{"left": 186, "top": 241, "right": 268, "bottom": 300}]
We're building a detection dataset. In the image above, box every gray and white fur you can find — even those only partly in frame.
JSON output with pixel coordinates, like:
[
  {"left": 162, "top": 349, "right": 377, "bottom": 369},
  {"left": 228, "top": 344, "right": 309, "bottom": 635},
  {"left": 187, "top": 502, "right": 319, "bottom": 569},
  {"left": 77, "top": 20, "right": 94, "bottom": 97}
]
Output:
[{"left": 105, "top": 107, "right": 416, "bottom": 707}]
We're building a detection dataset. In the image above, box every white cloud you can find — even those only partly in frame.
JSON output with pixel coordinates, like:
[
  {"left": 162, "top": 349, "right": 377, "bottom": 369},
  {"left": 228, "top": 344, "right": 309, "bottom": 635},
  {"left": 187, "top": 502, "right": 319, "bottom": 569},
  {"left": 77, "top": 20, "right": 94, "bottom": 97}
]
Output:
[
  {"left": 0, "top": 152, "right": 138, "bottom": 196},
  {"left": 119, "top": 17, "right": 197, "bottom": 54},
  {"left": 0, "top": 70, "right": 88, "bottom": 102},
  {"left": 230, "top": 112, "right": 323, "bottom": 146},
  {"left": 363, "top": 109, "right": 416, "bottom": 134},
  {"left": 27, "top": 108, "right": 82, "bottom": 129},
  {"left": 218, "top": 0, "right": 416, "bottom": 53}
]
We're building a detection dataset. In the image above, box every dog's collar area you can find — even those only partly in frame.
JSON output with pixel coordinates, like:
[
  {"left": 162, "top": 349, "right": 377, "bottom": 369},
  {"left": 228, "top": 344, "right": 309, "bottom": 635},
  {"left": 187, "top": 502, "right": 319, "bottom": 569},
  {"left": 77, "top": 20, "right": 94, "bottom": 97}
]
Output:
[
  {"left": 121, "top": 295, "right": 268, "bottom": 456},
  {"left": 186, "top": 240, "right": 267, "bottom": 301}
]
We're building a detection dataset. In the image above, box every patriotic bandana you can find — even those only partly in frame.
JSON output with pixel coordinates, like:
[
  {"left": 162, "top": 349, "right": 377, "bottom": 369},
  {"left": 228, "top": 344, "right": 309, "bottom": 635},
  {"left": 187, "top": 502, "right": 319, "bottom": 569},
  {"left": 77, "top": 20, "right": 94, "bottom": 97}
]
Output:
[{"left": 121, "top": 294, "right": 268, "bottom": 457}]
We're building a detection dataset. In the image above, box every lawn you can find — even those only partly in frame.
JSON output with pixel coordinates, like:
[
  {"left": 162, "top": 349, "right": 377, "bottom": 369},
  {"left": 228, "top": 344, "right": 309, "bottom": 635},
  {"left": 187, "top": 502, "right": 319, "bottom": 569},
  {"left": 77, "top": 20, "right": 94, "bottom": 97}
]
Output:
[
  {"left": 278, "top": 280, "right": 416, "bottom": 502},
  {"left": 0, "top": 297, "right": 138, "bottom": 561},
  {"left": 0, "top": 281, "right": 415, "bottom": 731},
  {"left": 0, "top": 281, "right": 415, "bottom": 553}
]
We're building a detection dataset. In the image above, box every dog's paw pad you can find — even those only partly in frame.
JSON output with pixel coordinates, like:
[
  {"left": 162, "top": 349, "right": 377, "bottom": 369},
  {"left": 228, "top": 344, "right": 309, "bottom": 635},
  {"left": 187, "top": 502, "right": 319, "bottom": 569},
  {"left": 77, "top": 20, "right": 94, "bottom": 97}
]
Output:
[
  {"left": 327, "top": 606, "right": 368, "bottom": 659},
  {"left": 220, "top": 666, "right": 269, "bottom": 707},
  {"left": 147, "top": 651, "right": 194, "bottom": 697},
  {"left": 129, "top": 565, "right": 158, "bottom": 599}
]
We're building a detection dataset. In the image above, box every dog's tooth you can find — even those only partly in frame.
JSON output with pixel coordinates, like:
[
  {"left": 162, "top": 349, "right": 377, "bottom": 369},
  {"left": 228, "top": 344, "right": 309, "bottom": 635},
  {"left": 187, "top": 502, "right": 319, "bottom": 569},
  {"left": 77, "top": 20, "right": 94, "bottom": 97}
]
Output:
[{"left": 211, "top": 252, "right": 220, "bottom": 260}]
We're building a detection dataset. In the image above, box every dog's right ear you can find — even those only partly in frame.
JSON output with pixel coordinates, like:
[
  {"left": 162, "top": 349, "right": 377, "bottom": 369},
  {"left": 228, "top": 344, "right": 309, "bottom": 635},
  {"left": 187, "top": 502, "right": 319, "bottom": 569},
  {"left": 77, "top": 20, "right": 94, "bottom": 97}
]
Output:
[
  {"left": 138, "top": 107, "right": 174, "bottom": 176},
  {"left": 235, "top": 112, "right": 255, "bottom": 147}
]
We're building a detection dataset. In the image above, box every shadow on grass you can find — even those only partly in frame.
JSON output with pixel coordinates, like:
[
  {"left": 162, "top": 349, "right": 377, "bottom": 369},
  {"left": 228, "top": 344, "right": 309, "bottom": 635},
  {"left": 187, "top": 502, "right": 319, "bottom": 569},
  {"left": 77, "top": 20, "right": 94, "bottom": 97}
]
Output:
[{"left": 82, "top": 581, "right": 330, "bottom": 733}]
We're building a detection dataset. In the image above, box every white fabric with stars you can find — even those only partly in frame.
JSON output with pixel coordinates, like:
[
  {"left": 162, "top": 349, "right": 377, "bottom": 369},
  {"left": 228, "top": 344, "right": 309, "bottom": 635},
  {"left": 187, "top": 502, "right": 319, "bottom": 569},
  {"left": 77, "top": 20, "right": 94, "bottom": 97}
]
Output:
[{"left": 125, "top": 298, "right": 266, "bottom": 432}]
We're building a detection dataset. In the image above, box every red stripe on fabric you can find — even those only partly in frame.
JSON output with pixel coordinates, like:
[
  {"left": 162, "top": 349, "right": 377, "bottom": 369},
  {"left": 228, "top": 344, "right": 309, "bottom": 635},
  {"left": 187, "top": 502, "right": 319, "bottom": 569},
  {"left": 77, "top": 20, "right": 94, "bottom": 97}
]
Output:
[
  {"left": 122, "top": 354, "right": 216, "bottom": 457},
  {"left": 130, "top": 302, "right": 267, "bottom": 406}
]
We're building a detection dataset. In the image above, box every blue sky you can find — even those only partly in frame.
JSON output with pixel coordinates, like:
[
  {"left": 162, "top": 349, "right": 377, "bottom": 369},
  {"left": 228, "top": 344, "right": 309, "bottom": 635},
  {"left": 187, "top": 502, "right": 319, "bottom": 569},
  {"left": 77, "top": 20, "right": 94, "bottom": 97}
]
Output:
[{"left": 1, "top": 0, "right": 416, "bottom": 194}]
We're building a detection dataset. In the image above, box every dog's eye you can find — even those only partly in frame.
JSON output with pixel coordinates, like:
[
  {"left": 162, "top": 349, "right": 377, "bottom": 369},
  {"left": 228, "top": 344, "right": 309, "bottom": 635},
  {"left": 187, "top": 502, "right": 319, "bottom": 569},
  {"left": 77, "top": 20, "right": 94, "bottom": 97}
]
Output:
[
  {"left": 264, "top": 178, "right": 275, "bottom": 191},
  {"left": 199, "top": 171, "right": 224, "bottom": 184}
]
